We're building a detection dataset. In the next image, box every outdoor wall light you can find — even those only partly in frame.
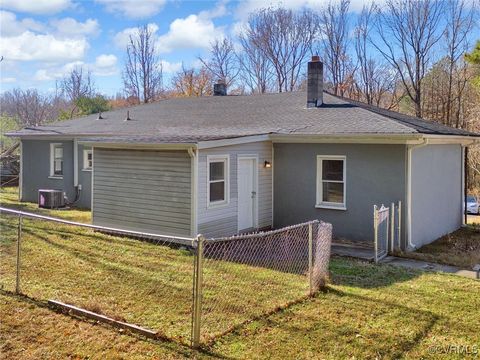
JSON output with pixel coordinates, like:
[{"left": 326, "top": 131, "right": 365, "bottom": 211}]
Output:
[{"left": 264, "top": 161, "right": 272, "bottom": 168}]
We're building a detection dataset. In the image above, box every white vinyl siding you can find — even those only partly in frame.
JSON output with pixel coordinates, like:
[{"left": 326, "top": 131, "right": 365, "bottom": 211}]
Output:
[
  {"left": 198, "top": 141, "right": 273, "bottom": 238},
  {"left": 316, "top": 155, "right": 346, "bottom": 210},
  {"left": 92, "top": 148, "right": 192, "bottom": 236}
]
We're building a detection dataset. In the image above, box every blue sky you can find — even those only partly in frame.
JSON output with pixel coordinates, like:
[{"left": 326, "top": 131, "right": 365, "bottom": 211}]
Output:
[{"left": 0, "top": 0, "right": 478, "bottom": 97}]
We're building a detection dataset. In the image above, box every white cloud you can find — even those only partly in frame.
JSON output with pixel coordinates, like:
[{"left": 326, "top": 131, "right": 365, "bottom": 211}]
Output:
[
  {"left": 96, "top": 0, "right": 166, "bottom": 19},
  {"left": 93, "top": 54, "right": 118, "bottom": 75},
  {"left": 0, "top": 0, "right": 73, "bottom": 14},
  {"left": 50, "top": 18, "right": 100, "bottom": 37},
  {"left": 160, "top": 60, "right": 182, "bottom": 74},
  {"left": 34, "top": 54, "right": 118, "bottom": 81},
  {"left": 235, "top": 0, "right": 378, "bottom": 19},
  {"left": 0, "top": 77, "right": 17, "bottom": 83},
  {"left": 113, "top": 23, "right": 159, "bottom": 49},
  {"left": 156, "top": 14, "right": 224, "bottom": 53},
  {"left": 1, "top": 31, "right": 88, "bottom": 61},
  {"left": 0, "top": 10, "right": 45, "bottom": 36}
]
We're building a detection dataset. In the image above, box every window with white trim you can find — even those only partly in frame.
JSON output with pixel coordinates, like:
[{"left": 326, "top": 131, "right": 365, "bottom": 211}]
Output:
[
  {"left": 316, "top": 155, "right": 346, "bottom": 209},
  {"left": 50, "top": 143, "right": 64, "bottom": 177},
  {"left": 207, "top": 155, "right": 229, "bottom": 206},
  {"left": 83, "top": 149, "right": 93, "bottom": 170}
]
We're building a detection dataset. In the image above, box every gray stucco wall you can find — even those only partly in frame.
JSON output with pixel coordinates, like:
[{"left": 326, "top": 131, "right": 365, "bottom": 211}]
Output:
[
  {"left": 273, "top": 143, "right": 407, "bottom": 244},
  {"left": 21, "top": 139, "right": 76, "bottom": 204},
  {"left": 410, "top": 144, "right": 462, "bottom": 248},
  {"left": 21, "top": 139, "right": 92, "bottom": 209}
]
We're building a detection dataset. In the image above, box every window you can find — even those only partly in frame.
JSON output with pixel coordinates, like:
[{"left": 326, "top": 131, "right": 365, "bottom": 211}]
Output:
[
  {"left": 83, "top": 149, "right": 93, "bottom": 170},
  {"left": 207, "top": 155, "right": 229, "bottom": 207},
  {"left": 316, "top": 155, "right": 346, "bottom": 209},
  {"left": 50, "top": 143, "right": 64, "bottom": 178}
]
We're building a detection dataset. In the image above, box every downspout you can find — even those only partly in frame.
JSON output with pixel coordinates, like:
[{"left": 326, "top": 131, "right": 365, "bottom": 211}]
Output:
[
  {"left": 188, "top": 146, "right": 198, "bottom": 237},
  {"left": 406, "top": 138, "right": 429, "bottom": 251},
  {"left": 462, "top": 140, "right": 476, "bottom": 226},
  {"left": 19, "top": 140, "right": 23, "bottom": 201},
  {"left": 73, "top": 138, "right": 79, "bottom": 187}
]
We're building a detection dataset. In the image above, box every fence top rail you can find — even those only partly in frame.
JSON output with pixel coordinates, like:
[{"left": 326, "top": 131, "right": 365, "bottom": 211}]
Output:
[
  {"left": 205, "top": 220, "right": 321, "bottom": 243},
  {"left": 0, "top": 206, "right": 196, "bottom": 247}
]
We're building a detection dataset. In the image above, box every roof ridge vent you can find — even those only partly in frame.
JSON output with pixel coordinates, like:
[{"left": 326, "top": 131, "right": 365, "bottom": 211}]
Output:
[
  {"left": 97, "top": 112, "right": 104, "bottom": 120},
  {"left": 125, "top": 110, "right": 131, "bottom": 121}
]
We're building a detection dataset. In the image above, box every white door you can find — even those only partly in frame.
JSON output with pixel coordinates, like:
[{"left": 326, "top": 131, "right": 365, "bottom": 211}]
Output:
[{"left": 238, "top": 158, "right": 256, "bottom": 231}]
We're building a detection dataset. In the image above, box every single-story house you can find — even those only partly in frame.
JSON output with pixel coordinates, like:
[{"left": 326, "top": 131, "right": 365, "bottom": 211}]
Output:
[{"left": 9, "top": 57, "right": 479, "bottom": 250}]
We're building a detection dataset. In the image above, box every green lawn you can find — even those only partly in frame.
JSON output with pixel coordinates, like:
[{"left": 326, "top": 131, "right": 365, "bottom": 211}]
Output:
[{"left": 1, "top": 187, "right": 480, "bottom": 359}]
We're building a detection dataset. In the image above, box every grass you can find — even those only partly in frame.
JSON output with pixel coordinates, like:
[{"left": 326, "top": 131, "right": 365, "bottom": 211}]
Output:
[
  {"left": 397, "top": 222, "right": 480, "bottom": 269},
  {"left": 2, "top": 187, "right": 480, "bottom": 359},
  {"left": 0, "top": 187, "right": 308, "bottom": 344}
]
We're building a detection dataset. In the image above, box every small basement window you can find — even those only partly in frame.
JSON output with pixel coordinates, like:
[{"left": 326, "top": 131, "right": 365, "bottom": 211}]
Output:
[
  {"left": 207, "top": 155, "right": 229, "bottom": 207},
  {"left": 83, "top": 149, "right": 93, "bottom": 170},
  {"left": 50, "top": 143, "right": 64, "bottom": 178},
  {"left": 316, "top": 155, "right": 346, "bottom": 209}
]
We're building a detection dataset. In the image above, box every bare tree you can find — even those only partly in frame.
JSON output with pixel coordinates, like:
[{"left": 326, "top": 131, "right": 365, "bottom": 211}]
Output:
[
  {"left": 199, "top": 38, "right": 240, "bottom": 91},
  {"left": 319, "top": 0, "right": 352, "bottom": 96},
  {"left": 237, "top": 30, "right": 274, "bottom": 94},
  {"left": 373, "top": 0, "right": 444, "bottom": 118},
  {"left": 60, "top": 66, "right": 95, "bottom": 102},
  {"left": 123, "top": 24, "right": 163, "bottom": 104},
  {"left": 246, "top": 7, "right": 319, "bottom": 92},
  {"left": 443, "top": 0, "right": 476, "bottom": 126},
  {"left": 0, "top": 88, "right": 66, "bottom": 127},
  {"left": 171, "top": 64, "right": 213, "bottom": 97},
  {"left": 353, "top": 4, "right": 399, "bottom": 107}
]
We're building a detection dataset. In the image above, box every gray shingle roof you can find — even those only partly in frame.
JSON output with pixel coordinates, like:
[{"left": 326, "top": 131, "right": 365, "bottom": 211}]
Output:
[{"left": 10, "top": 91, "right": 478, "bottom": 142}]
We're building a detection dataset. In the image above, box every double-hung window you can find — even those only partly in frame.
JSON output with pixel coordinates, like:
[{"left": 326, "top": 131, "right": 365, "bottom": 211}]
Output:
[
  {"left": 50, "top": 143, "right": 64, "bottom": 178},
  {"left": 316, "top": 155, "right": 346, "bottom": 209},
  {"left": 207, "top": 155, "right": 229, "bottom": 207},
  {"left": 83, "top": 149, "right": 93, "bottom": 170}
]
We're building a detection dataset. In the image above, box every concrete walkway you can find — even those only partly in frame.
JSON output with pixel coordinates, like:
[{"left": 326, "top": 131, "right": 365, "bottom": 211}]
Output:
[
  {"left": 331, "top": 243, "right": 375, "bottom": 261},
  {"left": 380, "top": 256, "right": 479, "bottom": 280}
]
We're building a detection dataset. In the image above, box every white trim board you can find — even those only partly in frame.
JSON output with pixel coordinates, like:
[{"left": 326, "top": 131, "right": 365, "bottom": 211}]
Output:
[{"left": 206, "top": 154, "right": 230, "bottom": 209}]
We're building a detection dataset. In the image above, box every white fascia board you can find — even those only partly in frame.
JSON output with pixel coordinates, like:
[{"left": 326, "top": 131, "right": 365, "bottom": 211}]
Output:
[
  {"left": 78, "top": 141, "right": 195, "bottom": 150},
  {"left": 422, "top": 134, "right": 480, "bottom": 146},
  {"left": 197, "top": 134, "right": 271, "bottom": 149},
  {"left": 270, "top": 133, "right": 424, "bottom": 144}
]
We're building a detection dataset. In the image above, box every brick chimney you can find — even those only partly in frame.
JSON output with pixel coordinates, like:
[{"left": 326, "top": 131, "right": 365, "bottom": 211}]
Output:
[
  {"left": 213, "top": 79, "right": 227, "bottom": 96},
  {"left": 307, "top": 55, "right": 323, "bottom": 108}
]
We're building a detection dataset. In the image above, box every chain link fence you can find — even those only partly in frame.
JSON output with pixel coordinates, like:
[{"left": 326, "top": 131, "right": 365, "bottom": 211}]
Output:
[
  {"left": 0, "top": 207, "right": 332, "bottom": 347},
  {"left": 198, "top": 221, "right": 332, "bottom": 344}
]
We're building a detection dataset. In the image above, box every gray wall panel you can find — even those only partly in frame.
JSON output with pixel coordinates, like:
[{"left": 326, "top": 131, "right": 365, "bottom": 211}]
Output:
[
  {"left": 410, "top": 144, "right": 462, "bottom": 247},
  {"left": 273, "top": 143, "right": 407, "bottom": 244}
]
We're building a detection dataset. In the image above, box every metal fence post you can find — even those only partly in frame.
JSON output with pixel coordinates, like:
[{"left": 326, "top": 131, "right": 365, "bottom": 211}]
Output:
[
  {"left": 192, "top": 234, "right": 204, "bottom": 348},
  {"left": 308, "top": 223, "right": 313, "bottom": 296},
  {"left": 16, "top": 214, "right": 23, "bottom": 294},
  {"left": 373, "top": 205, "right": 378, "bottom": 263}
]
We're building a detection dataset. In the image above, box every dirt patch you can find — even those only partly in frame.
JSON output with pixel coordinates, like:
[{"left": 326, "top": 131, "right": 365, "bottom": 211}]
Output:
[{"left": 399, "top": 226, "right": 480, "bottom": 269}]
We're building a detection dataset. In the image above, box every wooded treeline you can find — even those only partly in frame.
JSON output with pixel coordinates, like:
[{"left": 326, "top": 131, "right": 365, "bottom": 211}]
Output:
[{"left": 1, "top": 0, "right": 479, "bottom": 183}]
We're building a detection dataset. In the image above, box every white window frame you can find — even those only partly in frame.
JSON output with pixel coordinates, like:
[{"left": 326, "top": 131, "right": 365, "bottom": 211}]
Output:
[
  {"left": 83, "top": 149, "right": 93, "bottom": 171},
  {"left": 207, "top": 154, "right": 230, "bottom": 208},
  {"left": 316, "top": 155, "right": 346, "bottom": 210},
  {"left": 49, "top": 143, "right": 64, "bottom": 179}
]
